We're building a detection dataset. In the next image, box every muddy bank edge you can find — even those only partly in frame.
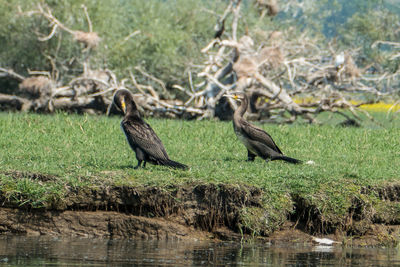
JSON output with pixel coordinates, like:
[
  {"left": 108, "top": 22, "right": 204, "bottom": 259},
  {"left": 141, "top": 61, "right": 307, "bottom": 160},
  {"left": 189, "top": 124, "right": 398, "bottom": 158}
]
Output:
[{"left": 1, "top": 180, "right": 400, "bottom": 246}]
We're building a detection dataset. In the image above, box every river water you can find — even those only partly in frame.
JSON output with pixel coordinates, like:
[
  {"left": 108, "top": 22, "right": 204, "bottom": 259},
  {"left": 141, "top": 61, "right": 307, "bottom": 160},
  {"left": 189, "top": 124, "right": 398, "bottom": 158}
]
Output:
[{"left": 0, "top": 236, "right": 399, "bottom": 266}]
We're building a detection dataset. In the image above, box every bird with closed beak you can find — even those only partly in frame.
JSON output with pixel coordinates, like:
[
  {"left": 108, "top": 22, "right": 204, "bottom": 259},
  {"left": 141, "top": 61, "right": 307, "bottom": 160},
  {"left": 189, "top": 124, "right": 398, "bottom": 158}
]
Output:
[
  {"left": 224, "top": 92, "right": 301, "bottom": 164},
  {"left": 112, "top": 89, "right": 188, "bottom": 170}
]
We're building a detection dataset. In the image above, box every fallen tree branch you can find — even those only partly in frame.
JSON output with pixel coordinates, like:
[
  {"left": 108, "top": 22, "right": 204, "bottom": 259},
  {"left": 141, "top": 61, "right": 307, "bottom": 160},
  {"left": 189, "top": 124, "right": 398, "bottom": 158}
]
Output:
[
  {"left": 0, "top": 93, "right": 32, "bottom": 111},
  {"left": 0, "top": 68, "right": 26, "bottom": 81}
]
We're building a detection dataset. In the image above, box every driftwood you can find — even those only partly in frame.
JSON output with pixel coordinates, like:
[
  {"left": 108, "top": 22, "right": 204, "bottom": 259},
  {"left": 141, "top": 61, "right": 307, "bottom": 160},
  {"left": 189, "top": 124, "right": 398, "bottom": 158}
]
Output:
[
  {"left": 0, "top": 93, "right": 32, "bottom": 111},
  {"left": 193, "top": 0, "right": 400, "bottom": 123},
  {"left": 1, "top": 2, "right": 399, "bottom": 122}
]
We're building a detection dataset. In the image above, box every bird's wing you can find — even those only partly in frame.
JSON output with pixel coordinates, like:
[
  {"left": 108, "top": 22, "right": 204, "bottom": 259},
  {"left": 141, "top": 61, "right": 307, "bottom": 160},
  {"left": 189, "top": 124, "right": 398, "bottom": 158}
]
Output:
[
  {"left": 246, "top": 139, "right": 283, "bottom": 159},
  {"left": 240, "top": 119, "right": 283, "bottom": 154},
  {"left": 121, "top": 118, "right": 169, "bottom": 160}
]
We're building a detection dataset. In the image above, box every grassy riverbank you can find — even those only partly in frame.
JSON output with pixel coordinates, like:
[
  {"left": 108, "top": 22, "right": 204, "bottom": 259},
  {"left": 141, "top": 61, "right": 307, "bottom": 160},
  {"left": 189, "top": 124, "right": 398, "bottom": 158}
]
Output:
[{"left": 0, "top": 112, "right": 399, "bottom": 239}]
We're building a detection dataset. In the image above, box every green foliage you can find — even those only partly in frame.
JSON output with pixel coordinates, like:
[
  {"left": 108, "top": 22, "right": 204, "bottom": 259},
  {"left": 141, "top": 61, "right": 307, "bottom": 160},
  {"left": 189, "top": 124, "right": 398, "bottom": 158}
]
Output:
[
  {"left": 0, "top": 0, "right": 220, "bottom": 88},
  {"left": 322, "top": 0, "right": 384, "bottom": 38},
  {"left": 102, "top": 0, "right": 216, "bottom": 85},
  {"left": 338, "top": 8, "right": 399, "bottom": 65},
  {"left": 278, "top": 0, "right": 399, "bottom": 68},
  {"left": 0, "top": 1, "right": 47, "bottom": 73}
]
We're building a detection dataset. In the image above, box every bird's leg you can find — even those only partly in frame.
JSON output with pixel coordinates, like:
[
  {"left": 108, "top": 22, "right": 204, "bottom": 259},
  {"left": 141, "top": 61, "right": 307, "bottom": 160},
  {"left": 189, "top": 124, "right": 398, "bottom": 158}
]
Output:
[
  {"left": 134, "top": 160, "right": 142, "bottom": 169},
  {"left": 265, "top": 159, "right": 270, "bottom": 164},
  {"left": 142, "top": 161, "right": 147, "bottom": 168},
  {"left": 247, "top": 150, "right": 256, "bottom": 162}
]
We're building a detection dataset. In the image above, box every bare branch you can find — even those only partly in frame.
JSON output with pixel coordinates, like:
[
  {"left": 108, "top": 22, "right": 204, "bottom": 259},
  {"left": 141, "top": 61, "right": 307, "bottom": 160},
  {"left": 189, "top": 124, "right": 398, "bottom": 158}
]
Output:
[
  {"left": 81, "top": 4, "right": 93, "bottom": 32},
  {"left": 38, "top": 24, "right": 58, "bottom": 41},
  {"left": 0, "top": 68, "right": 26, "bottom": 81},
  {"left": 134, "top": 66, "right": 168, "bottom": 95}
]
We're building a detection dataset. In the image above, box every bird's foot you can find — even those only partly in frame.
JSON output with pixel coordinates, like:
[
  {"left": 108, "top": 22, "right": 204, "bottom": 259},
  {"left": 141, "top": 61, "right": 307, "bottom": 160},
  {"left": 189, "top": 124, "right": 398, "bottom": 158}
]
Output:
[
  {"left": 134, "top": 160, "right": 143, "bottom": 169},
  {"left": 247, "top": 151, "right": 256, "bottom": 162}
]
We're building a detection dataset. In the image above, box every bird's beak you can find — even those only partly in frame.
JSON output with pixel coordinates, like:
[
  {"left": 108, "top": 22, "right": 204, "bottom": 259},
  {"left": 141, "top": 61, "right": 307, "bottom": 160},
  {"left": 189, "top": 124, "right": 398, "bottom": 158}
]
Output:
[{"left": 121, "top": 99, "right": 126, "bottom": 114}]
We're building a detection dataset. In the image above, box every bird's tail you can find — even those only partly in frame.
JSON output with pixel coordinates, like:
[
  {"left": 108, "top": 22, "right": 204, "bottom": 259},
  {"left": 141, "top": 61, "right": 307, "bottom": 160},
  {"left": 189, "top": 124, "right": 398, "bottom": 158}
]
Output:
[
  {"left": 272, "top": 155, "right": 302, "bottom": 164},
  {"left": 161, "top": 159, "right": 188, "bottom": 170}
]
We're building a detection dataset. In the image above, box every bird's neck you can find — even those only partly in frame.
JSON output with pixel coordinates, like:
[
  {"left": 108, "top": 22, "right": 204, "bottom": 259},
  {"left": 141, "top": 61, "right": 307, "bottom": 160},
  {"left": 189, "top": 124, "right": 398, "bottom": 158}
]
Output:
[
  {"left": 125, "top": 101, "right": 141, "bottom": 119},
  {"left": 233, "top": 96, "right": 248, "bottom": 123}
]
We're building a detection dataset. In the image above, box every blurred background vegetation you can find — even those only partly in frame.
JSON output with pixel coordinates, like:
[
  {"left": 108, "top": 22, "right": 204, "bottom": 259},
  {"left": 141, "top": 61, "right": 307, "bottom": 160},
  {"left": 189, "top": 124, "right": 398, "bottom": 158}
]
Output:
[{"left": 0, "top": 0, "right": 399, "bottom": 93}]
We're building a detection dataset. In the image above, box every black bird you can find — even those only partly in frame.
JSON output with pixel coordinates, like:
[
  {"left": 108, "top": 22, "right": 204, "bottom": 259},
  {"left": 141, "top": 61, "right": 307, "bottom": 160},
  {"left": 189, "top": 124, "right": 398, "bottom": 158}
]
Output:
[
  {"left": 112, "top": 89, "right": 188, "bottom": 169},
  {"left": 224, "top": 92, "right": 301, "bottom": 164},
  {"left": 214, "top": 19, "right": 225, "bottom": 39}
]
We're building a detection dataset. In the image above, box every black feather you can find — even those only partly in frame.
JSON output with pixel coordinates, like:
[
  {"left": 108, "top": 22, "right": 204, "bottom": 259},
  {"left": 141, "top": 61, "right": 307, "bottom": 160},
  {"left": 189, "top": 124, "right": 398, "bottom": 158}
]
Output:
[
  {"left": 226, "top": 92, "right": 302, "bottom": 164},
  {"left": 160, "top": 159, "right": 188, "bottom": 170},
  {"left": 113, "top": 89, "right": 188, "bottom": 170},
  {"left": 271, "top": 156, "right": 302, "bottom": 164}
]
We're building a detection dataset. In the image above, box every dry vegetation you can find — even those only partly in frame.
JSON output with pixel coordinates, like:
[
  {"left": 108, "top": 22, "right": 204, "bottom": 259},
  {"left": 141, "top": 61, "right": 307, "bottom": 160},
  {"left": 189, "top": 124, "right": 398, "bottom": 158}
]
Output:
[{"left": 0, "top": 1, "right": 399, "bottom": 123}]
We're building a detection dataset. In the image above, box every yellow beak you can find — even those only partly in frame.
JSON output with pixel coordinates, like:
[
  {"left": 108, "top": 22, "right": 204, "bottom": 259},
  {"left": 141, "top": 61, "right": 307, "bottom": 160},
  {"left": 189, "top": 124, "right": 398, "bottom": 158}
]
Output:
[{"left": 121, "top": 100, "right": 126, "bottom": 113}]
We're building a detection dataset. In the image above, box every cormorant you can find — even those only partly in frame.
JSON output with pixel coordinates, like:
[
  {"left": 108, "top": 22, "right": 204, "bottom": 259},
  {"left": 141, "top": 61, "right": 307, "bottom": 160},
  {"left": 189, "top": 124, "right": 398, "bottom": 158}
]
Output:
[
  {"left": 224, "top": 92, "right": 301, "bottom": 164},
  {"left": 112, "top": 89, "right": 188, "bottom": 169},
  {"left": 214, "top": 19, "right": 225, "bottom": 39}
]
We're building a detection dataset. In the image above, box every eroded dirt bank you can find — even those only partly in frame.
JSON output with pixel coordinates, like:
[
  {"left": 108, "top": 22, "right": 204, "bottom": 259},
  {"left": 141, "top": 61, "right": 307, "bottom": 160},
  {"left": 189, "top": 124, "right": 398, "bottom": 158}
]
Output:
[{"left": 1, "top": 181, "right": 400, "bottom": 246}]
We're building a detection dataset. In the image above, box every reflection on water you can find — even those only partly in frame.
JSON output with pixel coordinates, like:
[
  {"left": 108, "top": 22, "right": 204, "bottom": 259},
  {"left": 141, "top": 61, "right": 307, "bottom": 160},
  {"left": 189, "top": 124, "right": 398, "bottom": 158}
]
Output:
[{"left": 0, "top": 236, "right": 399, "bottom": 266}]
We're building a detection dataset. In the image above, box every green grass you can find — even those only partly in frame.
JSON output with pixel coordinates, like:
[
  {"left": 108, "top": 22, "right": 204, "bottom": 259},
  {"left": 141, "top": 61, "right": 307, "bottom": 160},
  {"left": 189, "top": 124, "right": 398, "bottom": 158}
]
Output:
[{"left": 0, "top": 111, "right": 399, "bottom": 225}]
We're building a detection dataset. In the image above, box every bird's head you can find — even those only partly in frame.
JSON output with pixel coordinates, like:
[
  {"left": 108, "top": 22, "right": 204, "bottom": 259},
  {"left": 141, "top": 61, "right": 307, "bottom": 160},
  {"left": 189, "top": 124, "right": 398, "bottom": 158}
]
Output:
[{"left": 112, "top": 89, "right": 136, "bottom": 115}]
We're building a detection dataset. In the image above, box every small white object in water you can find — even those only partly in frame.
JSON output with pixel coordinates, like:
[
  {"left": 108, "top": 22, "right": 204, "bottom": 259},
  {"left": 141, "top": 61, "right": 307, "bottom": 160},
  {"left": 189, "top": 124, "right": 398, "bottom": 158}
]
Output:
[
  {"left": 306, "top": 160, "right": 315, "bottom": 165},
  {"left": 312, "top": 237, "right": 338, "bottom": 245},
  {"left": 313, "top": 245, "right": 334, "bottom": 253}
]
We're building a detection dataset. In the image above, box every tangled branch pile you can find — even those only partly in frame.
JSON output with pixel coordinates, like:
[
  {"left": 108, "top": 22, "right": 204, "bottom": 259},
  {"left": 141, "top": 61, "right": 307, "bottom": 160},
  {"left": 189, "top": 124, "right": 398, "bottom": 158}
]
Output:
[
  {"left": 195, "top": 1, "right": 400, "bottom": 123},
  {"left": 1, "top": 1, "right": 399, "bottom": 123}
]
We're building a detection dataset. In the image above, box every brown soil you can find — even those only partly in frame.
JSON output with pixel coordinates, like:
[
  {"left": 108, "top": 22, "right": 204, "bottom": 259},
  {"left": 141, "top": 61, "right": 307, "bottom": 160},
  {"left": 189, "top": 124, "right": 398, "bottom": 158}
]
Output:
[
  {"left": 0, "top": 181, "right": 260, "bottom": 241},
  {"left": 1, "top": 207, "right": 396, "bottom": 247},
  {"left": 0, "top": 208, "right": 208, "bottom": 240},
  {"left": 1, "top": 173, "right": 400, "bottom": 246}
]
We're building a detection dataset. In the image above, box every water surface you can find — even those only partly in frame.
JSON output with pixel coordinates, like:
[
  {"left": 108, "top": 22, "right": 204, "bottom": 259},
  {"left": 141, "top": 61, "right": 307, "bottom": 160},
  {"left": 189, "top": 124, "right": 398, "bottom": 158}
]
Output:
[{"left": 0, "top": 236, "right": 399, "bottom": 266}]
